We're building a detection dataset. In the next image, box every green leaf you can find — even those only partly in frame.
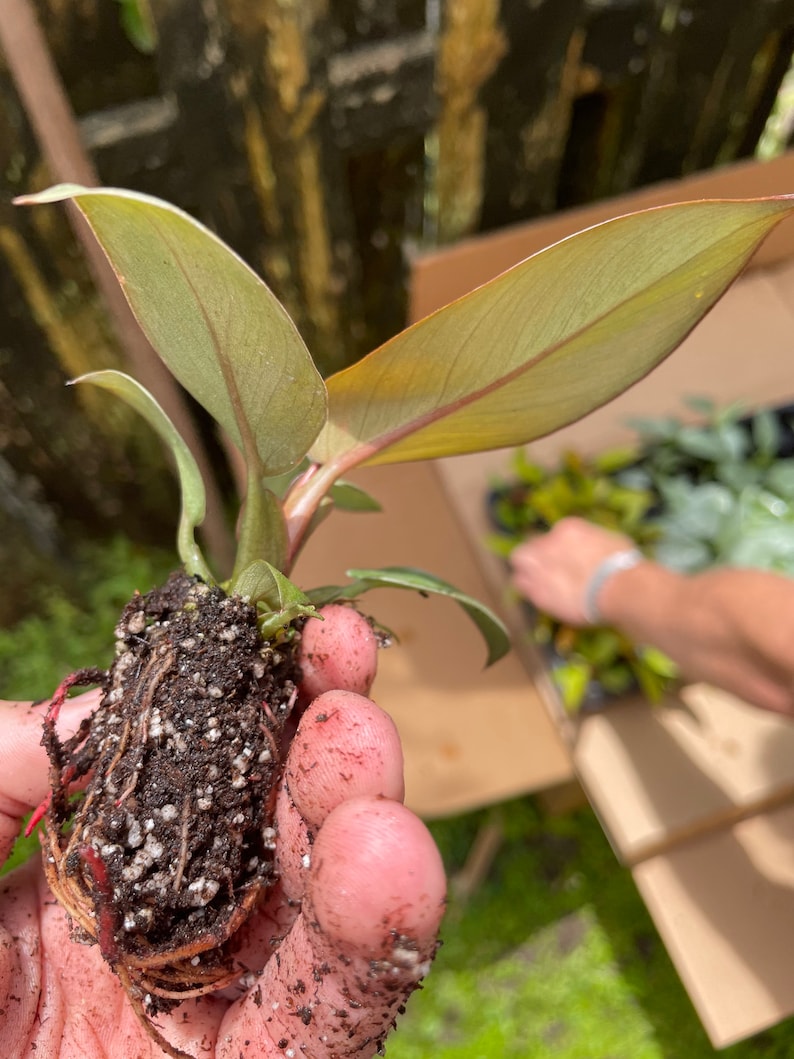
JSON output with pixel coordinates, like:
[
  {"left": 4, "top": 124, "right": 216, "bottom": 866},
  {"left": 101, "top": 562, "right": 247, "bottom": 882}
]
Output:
[
  {"left": 626, "top": 414, "right": 681, "bottom": 443},
  {"left": 630, "top": 657, "right": 670, "bottom": 704},
  {"left": 653, "top": 532, "right": 713, "bottom": 573},
  {"left": 19, "top": 184, "right": 327, "bottom": 479},
  {"left": 511, "top": 448, "right": 546, "bottom": 486},
  {"left": 232, "top": 560, "right": 318, "bottom": 637},
  {"left": 307, "top": 566, "right": 510, "bottom": 667},
  {"left": 484, "top": 532, "right": 517, "bottom": 559},
  {"left": 596, "top": 662, "right": 634, "bottom": 697},
  {"left": 638, "top": 645, "right": 679, "bottom": 679},
  {"left": 116, "top": 0, "right": 157, "bottom": 53},
  {"left": 72, "top": 370, "right": 212, "bottom": 580},
  {"left": 553, "top": 661, "right": 593, "bottom": 713},
  {"left": 311, "top": 198, "right": 794, "bottom": 468},
  {"left": 753, "top": 408, "right": 782, "bottom": 460},
  {"left": 576, "top": 628, "right": 623, "bottom": 667},
  {"left": 330, "top": 481, "right": 382, "bottom": 512},
  {"left": 234, "top": 483, "right": 288, "bottom": 579},
  {"left": 765, "top": 461, "right": 794, "bottom": 498},
  {"left": 592, "top": 445, "right": 640, "bottom": 474},
  {"left": 683, "top": 394, "right": 718, "bottom": 416}
]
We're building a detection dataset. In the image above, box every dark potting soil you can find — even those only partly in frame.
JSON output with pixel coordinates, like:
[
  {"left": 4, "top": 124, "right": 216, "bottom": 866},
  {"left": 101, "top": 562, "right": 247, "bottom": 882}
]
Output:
[{"left": 39, "top": 571, "right": 300, "bottom": 1017}]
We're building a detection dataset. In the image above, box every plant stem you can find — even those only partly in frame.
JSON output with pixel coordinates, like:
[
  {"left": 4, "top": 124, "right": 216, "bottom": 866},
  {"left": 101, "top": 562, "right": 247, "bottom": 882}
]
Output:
[
  {"left": 283, "top": 455, "right": 363, "bottom": 568},
  {"left": 231, "top": 468, "right": 288, "bottom": 585},
  {"left": 178, "top": 525, "right": 213, "bottom": 583}
]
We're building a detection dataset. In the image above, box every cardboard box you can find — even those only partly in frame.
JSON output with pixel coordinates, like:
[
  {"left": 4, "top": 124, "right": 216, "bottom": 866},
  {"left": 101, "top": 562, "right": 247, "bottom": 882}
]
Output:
[
  {"left": 418, "top": 154, "right": 794, "bottom": 1045},
  {"left": 634, "top": 803, "right": 794, "bottom": 1047}
]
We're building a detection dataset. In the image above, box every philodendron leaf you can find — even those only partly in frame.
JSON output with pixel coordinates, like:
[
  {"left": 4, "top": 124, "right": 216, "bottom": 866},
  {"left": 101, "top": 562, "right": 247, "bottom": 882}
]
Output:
[
  {"left": 72, "top": 370, "right": 212, "bottom": 581},
  {"left": 311, "top": 197, "right": 794, "bottom": 468},
  {"left": 552, "top": 661, "right": 592, "bottom": 713},
  {"left": 307, "top": 566, "right": 510, "bottom": 667},
  {"left": 233, "top": 560, "right": 318, "bottom": 637},
  {"left": 18, "top": 184, "right": 327, "bottom": 478}
]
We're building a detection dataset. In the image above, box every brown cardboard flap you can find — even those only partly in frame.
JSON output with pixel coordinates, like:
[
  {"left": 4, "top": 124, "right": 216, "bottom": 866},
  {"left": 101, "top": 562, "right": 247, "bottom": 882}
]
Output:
[
  {"left": 436, "top": 256, "right": 794, "bottom": 856},
  {"left": 410, "top": 152, "right": 794, "bottom": 323},
  {"left": 293, "top": 461, "right": 573, "bottom": 818},
  {"left": 634, "top": 804, "right": 794, "bottom": 1048},
  {"left": 574, "top": 686, "right": 794, "bottom": 865},
  {"left": 407, "top": 156, "right": 794, "bottom": 1046}
]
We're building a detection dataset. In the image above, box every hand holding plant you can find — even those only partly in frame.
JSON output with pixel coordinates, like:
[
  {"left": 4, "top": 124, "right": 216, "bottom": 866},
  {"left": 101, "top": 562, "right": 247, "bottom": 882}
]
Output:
[{"left": 0, "top": 608, "right": 445, "bottom": 1059}]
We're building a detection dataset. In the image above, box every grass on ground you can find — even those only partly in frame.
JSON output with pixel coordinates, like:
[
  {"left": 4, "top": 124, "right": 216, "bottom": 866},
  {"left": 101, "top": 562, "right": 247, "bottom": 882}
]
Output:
[{"left": 390, "top": 798, "right": 794, "bottom": 1059}]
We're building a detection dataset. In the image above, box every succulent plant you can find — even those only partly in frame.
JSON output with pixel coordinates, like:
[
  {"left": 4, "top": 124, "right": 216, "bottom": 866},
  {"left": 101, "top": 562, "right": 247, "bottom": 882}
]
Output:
[{"left": 626, "top": 397, "right": 794, "bottom": 574}]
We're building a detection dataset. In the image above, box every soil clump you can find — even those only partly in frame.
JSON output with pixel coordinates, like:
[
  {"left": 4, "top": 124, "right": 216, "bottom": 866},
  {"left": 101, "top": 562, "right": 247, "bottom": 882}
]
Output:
[{"left": 36, "top": 571, "right": 300, "bottom": 1054}]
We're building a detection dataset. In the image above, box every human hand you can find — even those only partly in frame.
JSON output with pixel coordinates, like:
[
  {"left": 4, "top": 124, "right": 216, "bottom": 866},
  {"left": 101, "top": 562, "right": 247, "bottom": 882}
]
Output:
[
  {"left": 509, "top": 517, "right": 637, "bottom": 626},
  {"left": 0, "top": 604, "right": 445, "bottom": 1059}
]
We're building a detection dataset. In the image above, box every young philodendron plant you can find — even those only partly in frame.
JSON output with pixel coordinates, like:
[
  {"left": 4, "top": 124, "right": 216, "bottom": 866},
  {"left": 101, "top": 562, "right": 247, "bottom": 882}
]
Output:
[{"left": 16, "top": 184, "right": 794, "bottom": 1057}]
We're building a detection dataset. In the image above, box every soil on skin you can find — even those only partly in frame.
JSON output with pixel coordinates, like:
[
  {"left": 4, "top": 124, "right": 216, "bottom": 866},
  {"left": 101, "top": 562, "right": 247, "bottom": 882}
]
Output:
[{"left": 41, "top": 571, "right": 300, "bottom": 1010}]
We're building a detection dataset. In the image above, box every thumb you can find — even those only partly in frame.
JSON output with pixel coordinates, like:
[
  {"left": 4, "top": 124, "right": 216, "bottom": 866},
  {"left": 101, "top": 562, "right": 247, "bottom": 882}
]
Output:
[{"left": 0, "top": 690, "right": 100, "bottom": 864}]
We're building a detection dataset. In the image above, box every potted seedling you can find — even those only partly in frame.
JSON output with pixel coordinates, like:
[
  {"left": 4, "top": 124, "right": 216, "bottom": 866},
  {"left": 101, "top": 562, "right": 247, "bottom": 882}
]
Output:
[{"left": 13, "top": 184, "right": 794, "bottom": 1057}]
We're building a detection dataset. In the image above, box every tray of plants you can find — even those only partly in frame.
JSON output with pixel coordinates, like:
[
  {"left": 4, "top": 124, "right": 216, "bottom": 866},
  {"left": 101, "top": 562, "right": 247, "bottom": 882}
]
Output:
[{"left": 487, "top": 397, "right": 794, "bottom": 714}]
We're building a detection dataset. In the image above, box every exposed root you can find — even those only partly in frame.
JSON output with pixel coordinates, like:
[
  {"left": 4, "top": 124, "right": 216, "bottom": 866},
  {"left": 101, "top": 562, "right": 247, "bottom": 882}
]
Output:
[{"left": 35, "top": 572, "right": 302, "bottom": 1057}]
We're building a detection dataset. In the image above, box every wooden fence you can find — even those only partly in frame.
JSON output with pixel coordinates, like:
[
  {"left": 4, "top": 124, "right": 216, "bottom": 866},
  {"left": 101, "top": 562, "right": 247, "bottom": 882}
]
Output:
[{"left": 1, "top": 0, "right": 793, "bottom": 619}]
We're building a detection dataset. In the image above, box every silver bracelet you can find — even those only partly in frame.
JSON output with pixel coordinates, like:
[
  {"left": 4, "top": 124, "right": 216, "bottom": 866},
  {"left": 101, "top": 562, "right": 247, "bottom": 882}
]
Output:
[{"left": 583, "top": 548, "right": 644, "bottom": 625}]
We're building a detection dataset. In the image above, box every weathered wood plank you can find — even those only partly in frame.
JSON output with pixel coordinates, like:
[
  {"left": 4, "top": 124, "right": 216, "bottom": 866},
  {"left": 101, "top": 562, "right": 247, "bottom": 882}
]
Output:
[
  {"left": 2, "top": 0, "right": 234, "bottom": 571},
  {"left": 324, "top": 1, "right": 434, "bottom": 350},
  {"left": 431, "top": 0, "right": 509, "bottom": 242},
  {"left": 329, "top": 31, "right": 437, "bottom": 150},
  {"left": 617, "top": 0, "right": 793, "bottom": 188},
  {"left": 78, "top": 96, "right": 180, "bottom": 197},
  {"left": 555, "top": 0, "right": 657, "bottom": 205},
  {"left": 1, "top": 0, "right": 794, "bottom": 623},
  {"left": 0, "top": 48, "right": 168, "bottom": 527},
  {"left": 694, "top": 0, "right": 794, "bottom": 167},
  {"left": 347, "top": 136, "right": 426, "bottom": 348},
  {"left": 741, "top": 9, "right": 794, "bottom": 156},
  {"left": 151, "top": 0, "right": 365, "bottom": 374},
  {"left": 477, "top": 0, "right": 584, "bottom": 231},
  {"left": 32, "top": 0, "right": 157, "bottom": 112},
  {"left": 0, "top": 4, "right": 228, "bottom": 600},
  {"left": 332, "top": 0, "right": 426, "bottom": 47}
]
